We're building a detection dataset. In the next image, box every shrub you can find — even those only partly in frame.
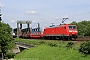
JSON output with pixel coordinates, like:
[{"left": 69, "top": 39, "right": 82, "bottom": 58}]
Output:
[
  {"left": 66, "top": 42, "right": 74, "bottom": 49},
  {"left": 39, "top": 41, "right": 46, "bottom": 44},
  {"left": 48, "top": 42, "right": 58, "bottom": 47},
  {"left": 79, "top": 41, "right": 90, "bottom": 54},
  {"left": 5, "top": 52, "right": 15, "bottom": 59}
]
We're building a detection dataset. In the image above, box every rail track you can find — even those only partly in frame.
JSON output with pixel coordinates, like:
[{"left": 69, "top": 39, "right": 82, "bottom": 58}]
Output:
[
  {"left": 25, "top": 36, "right": 90, "bottom": 41},
  {"left": 76, "top": 36, "right": 90, "bottom": 41},
  {"left": 22, "top": 36, "right": 90, "bottom": 44}
]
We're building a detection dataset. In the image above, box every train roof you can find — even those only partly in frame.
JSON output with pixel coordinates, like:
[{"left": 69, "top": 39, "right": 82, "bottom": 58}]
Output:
[{"left": 45, "top": 24, "right": 76, "bottom": 29}]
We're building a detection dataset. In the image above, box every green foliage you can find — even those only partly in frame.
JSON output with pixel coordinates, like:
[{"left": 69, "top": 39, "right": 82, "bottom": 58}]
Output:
[
  {"left": 0, "top": 22, "right": 15, "bottom": 57},
  {"left": 66, "top": 42, "right": 74, "bottom": 49},
  {"left": 15, "top": 38, "right": 65, "bottom": 47},
  {"left": 15, "top": 38, "right": 41, "bottom": 45},
  {"left": 14, "top": 43, "right": 90, "bottom": 60},
  {"left": 71, "top": 21, "right": 77, "bottom": 25},
  {"left": 14, "top": 39, "right": 90, "bottom": 60},
  {"left": 47, "top": 42, "right": 58, "bottom": 47},
  {"left": 79, "top": 41, "right": 90, "bottom": 54},
  {"left": 5, "top": 52, "right": 15, "bottom": 59},
  {"left": 39, "top": 41, "right": 46, "bottom": 44}
]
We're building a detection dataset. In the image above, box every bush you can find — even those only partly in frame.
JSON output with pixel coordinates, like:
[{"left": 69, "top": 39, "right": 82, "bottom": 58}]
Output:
[
  {"left": 48, "top": 42, "right": 58, "bottom": 47},
  {"left": 66, "top": 42, "right": 74, "bottom": 49},
  {"left": 5, "top": 52, "right": 15, "bottom": 59},
  {"left": 39, "top": 41, "right": 46, "bottom": 44},
  {"left": 79, "top": 41, "right": 90, "bottom": 54}
]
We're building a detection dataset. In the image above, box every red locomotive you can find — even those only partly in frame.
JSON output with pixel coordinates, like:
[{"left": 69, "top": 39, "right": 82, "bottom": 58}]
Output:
[
  {"left": 42, "top": 18, "right": 78, "bottom": 40},
  {"left": 43, "top": 24, "right": 78, "bottom": 40}
]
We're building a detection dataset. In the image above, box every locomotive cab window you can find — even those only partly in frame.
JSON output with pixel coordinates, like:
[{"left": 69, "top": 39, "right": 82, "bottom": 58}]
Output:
[
  {"left": 69, "top": 26, "right": 76, "bottom": 29},
  {"left": 73, "top": 26, "right": 76, "bottom": 29}
]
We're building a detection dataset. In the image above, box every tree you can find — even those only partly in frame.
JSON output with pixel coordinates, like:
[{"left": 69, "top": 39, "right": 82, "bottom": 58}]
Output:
[
  {"left": 71, "top": 21, "right": 77, "bottom": 25},
  {"left": 71, "top": 20, "right": 90, "bottom": 36},
  {"left": 78, "top": 21, "right": 90, "bottom": 36},
  {"left": 79, "top": 41, "right": 90, "bottom": 54},
  {"left": 0, "top": 18, "right": 15, "bottom": 58},
  {"left": 86, "top": 23, "right": 90, "bottom": 36}
]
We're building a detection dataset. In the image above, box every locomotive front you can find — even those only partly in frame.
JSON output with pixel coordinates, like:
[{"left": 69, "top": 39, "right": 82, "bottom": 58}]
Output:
[{"left": 68, "top": 25, "right": 78, "bottom": 39}]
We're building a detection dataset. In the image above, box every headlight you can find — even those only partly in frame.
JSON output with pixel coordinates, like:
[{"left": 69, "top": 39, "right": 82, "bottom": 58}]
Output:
[
  {"left": 74, "top": 31, "right": 77, "bottom": 32},
  {"left": 69, "top": 30, "right": 72, "bottom": 32},
  {"left": 41, "top": 32, "right": 43, "bottom": 34}
]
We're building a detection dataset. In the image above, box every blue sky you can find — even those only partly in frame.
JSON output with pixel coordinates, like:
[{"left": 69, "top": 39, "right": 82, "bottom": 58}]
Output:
[{"left": 0, "top": 0, "right": 90, "bottom": 29}]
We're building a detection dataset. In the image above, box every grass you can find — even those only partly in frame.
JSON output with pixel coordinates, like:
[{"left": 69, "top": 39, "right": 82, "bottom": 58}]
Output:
[
  {"left": 14, "top": 38, "right": 65, "bottom": 45},
  {"left": 14, "top": 38, "right": 90, "bottom": 60}
]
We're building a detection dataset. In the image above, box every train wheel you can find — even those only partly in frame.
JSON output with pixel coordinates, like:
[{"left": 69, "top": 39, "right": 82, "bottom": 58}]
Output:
[
  {"left": 49, "top": 36, "right": 52, "bottom": 40},
  {"left": 53, "top": 36, "right": 56, "bottom": 40},
  {"left": 60, "top": 36, "right": 63, "bottom": 40},
  {"left": 43, "top": 36, "right": 45, "bottom": 39},
  {"left": 66, "top": 37, "right": 69, "bottom": 40},
  {"left": 69, "top": 37, "right": 76, "bottom": 41}
]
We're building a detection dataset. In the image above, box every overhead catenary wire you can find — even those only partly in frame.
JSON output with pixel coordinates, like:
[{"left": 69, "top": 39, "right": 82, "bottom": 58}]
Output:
[
  {"left": 66, "top": 5, "right": 90, "bottom": 14},
  {"left": 69, "top": 12, "right": 90, "bottom": 19},
  {"left": 64, "top": 4, "right": 90, "bottom": 21}
]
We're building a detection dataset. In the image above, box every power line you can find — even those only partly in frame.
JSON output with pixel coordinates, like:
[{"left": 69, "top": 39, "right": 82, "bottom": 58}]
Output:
[
  {"left": 65, "top": 5, "right": 90, "bottom": 18},
  {"left": 70, "top": 12, "right": 90, "bottom": 18},
  {"left": 66, "top": 5, "right": 90, "bottom": 14}
]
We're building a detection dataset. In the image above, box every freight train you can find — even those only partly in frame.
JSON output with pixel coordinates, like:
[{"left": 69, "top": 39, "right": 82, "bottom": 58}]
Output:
[{"left": 13, "top": 23, "right": 78, "bottom": 40}]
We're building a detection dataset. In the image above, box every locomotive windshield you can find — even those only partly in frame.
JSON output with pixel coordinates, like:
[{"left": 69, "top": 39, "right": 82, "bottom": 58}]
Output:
[{"left": 69, "top": 26, "right": 76, "bottom": 29}]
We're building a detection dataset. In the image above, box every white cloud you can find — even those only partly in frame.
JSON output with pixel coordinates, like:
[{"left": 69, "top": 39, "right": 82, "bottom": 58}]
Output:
[
  {"left": 11, "top": 20, "right": 15, "bottom": 23},
  {"left": 43, "top": 24, "right": 48, "bottom": 27},
  {"left": 26, "top": 10, "right": 37, "bottom": 14},
  {"left": 0, "top": 4, "right": 5, "bottom": 8},
  {"left": 32, "top": 20, "right": 37, "bottom": 23},
  {"left": 62, "top": 15, "right": 69, "bottom": 18},
  {"left": 37, "top": 20, "right": 44, "bottom": 22},
  {"left": 55, "top": 16, "right": 60, "bottom": 19},
  {"left": 32, "top": 19, "right": 44, "bottom": 23}
]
